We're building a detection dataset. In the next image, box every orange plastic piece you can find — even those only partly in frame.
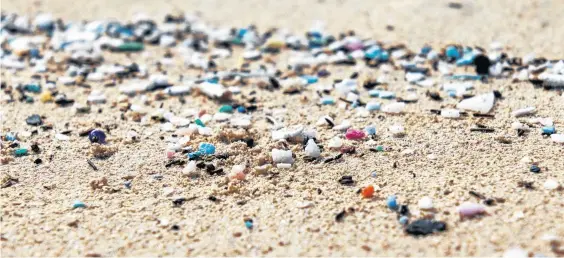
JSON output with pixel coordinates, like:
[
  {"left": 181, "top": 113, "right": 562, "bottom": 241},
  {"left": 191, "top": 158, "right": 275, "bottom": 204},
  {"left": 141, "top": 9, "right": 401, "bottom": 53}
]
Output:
[{"left": 361, "top": 185, "right": 374, "bottom": 198}]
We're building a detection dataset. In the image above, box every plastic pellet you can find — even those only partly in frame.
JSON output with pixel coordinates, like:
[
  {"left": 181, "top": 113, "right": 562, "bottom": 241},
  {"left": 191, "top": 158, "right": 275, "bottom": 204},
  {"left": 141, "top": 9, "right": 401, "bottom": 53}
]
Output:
[
  {"left": 440, "top": 109, "right": 461, "bottom": 118},
  {"left": 89, "top": 129, "right": 107, "bottom": 144},
  {"left": 361, "top": 185, "right": 374, "bottom": 198},
  {"left": 541, "top": 126, "right": 555, "bottom": 135},
  {"left": 219, "top": 105, "right": 234, "bottom": 113},
  {"left": 399, "top": 216, "right": 409, "bottom": 225},
  {"left": 14, "top": 148, "right": 28, "bottom": 156},
  {"left": 364, "top": 126, "right": 376, "bottom": 135},
  {"left": 345, "top": 129, "right": 365, "bottom": 140},
  {"left": 387, "top": 195, "right": 398, "bottom": 210},
  {"left": 530, "top": 165, "right": 541, "bottom": 173},
  {"left": 72, "top": 200, "right": 86, "bottom": 209},
  {"left": 244, "top": 219, "right": 253, "bottom": 229},
  {"left": 457, "top": 202, "right": 486, "bottom": 218}
]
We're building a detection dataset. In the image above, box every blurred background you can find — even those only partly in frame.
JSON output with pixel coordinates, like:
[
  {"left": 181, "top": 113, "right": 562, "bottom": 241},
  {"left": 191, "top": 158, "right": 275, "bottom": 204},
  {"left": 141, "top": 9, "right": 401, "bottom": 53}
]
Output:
[{"left": 2, "top": 0, "right": 563, "bottom": 56}]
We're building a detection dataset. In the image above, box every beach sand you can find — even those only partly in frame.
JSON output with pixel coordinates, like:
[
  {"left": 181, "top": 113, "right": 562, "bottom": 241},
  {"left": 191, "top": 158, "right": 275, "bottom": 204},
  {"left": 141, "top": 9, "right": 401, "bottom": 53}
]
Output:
[{"left": 1, "top": 0, "right": 563, "bottom": 256}]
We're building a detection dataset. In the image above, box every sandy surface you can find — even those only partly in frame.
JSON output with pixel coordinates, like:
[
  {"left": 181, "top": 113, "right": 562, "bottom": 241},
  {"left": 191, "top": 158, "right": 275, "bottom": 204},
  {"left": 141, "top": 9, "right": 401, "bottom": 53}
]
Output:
[{"left": 1, "top": 0, "right": 564, "bottom": 257}]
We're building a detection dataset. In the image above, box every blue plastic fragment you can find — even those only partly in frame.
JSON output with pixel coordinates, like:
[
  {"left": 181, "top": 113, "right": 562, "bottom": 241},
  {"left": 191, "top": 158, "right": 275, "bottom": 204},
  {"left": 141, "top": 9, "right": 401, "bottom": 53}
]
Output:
[
  {"left": 456, "top": 54, "right": 475, "bottom": 66},
  {"left": 421, "top": 46, "right": 432, "bottom": 55},
  {"left": 446, "top": 74, "right": 483, "bottom": 81},
  {"left": 237, "top": 106, "right": 247, "bottom": 113},
  {"left": 245, "top": 220, "right": 253, "bottom": 229},
  {"left": 302, "top": 75, "right": 318, "bottom": 84},
  {"left": 188, "top": 151, "right": 201, "bottom": 159},
  {"left": 399, "top": 216, "right": 409, "bottom": 225},
  {"left": 364, "top": 125, "right": 377, "bottom": 135},
  {"left": 542, "top": 126, "right": 556, "bottom": 135},
  {"left": 198, "top": 143, "right": 216, "bottom": 155},
  {"left": 5, "top": 133, "right": 16, "bottom": 141},
  {"left": 387, "top": 195, "right": 398, "bottom": 210},
  {"left": 73, "top": 200, "right": 86, "bottom": 209},
  {"left": 446, "top": 46, "right": 461, "bottom": 59}
]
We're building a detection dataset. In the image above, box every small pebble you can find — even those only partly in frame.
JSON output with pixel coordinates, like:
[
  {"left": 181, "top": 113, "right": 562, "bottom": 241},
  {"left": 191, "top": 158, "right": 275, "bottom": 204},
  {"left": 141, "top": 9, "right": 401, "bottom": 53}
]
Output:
[
  {"left": 530, "top": 165, "right": 541, "bottom": 173},
  {"left": 405, "top": 219, "right": 447, "bottom": 236},
  {"left": 26, "top": 114, "right": 43, "bottom": 126}
]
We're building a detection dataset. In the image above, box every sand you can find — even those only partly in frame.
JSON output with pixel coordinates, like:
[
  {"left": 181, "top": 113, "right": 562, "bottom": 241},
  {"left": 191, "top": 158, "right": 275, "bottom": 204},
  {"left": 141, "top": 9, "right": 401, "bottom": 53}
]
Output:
[{"left": 1, "top": 0, "right": 564, "bottom": 256}]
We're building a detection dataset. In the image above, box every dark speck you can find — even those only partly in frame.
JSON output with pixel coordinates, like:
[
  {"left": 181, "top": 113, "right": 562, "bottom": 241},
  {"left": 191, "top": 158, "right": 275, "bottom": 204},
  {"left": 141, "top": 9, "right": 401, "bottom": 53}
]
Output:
[
  {"left": 448, "top": 2, "right": 463, "bottom": 9},
  {"left": 335, "top": 210, "right": 346, "bottom": 222}
]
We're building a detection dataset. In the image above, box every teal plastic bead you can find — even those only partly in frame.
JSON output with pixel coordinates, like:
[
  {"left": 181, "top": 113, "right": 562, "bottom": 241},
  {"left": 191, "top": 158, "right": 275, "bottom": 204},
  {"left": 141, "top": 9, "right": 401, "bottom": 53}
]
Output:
[
  {"left": 219, "top": 105, "right": 233, "bottom": 113},
  {"left": 14, "top": 148, "right": 28, "bottom": 156},
  {"left": 302, "top": 75, "right": 318, "bottom": 84},
  {"left": 24, "top": 84, "right": 41, "bottom": 92},
  {"left": 446, "top": 46, "right": 460, "bottom": 59},
  {"left": 194, "top": 118, "right": 205, "bottom": 127},
  {"left": 73, "top": 200, "right": 86, "bottom": 209},
  {"left": 320, "top": 97, "right": 335, "bottom": 105}
]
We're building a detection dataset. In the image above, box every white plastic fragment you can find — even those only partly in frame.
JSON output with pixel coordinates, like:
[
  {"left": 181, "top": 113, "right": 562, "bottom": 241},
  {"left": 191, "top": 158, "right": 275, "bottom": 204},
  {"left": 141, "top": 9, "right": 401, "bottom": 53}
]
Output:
[
  {"left": 550, "top": 134, "right": 564, "bottom": 144},
  {"left": 389, "top": 125, "right": 405, "bottom": 136},
  {"left": 272, "top": 149, "right": 294, "bottom": 164},
  {"left": 196, "top": 82, "right": 232, "bottom": 100},
  {"left": 276, "top": 163, "right": 292, "bottom": 169},
  {"left": 543, "top": 179, "right": 559, "bottom": 190},
  {"left": 440, "top": 109, "right": 460, "bottom": 118},
  {"left": 405, "top": 72, "right": 425, "bottom": 82},
  {"left": 328, "top": 137, "right": 343, "bottom": 149},
  {"left": 333, "top": 120, "right": 351, "bottom": 131},
  {"left": 164, "top": 85, "right": 192, "bottom": 95},
  {"left": 503, "top": 247, "right": 528, "bottom": 258},
  {"left": 418, "top": 196, "right": 434, "bottom": 210},
  {"left": 304, "top": 139, "right": 321, "bottom": 158},
  {"left": 456, "top": 92, "right": 495, "bottom": 114},
  {"left": 55, "top": 133, "right": 70, "bottom": 141},
  {"left": 382, "top": 102, "right": 406, "bottom": 114},
  {"left": 512, "top": 107, "right": 536, "bottom": 117}
]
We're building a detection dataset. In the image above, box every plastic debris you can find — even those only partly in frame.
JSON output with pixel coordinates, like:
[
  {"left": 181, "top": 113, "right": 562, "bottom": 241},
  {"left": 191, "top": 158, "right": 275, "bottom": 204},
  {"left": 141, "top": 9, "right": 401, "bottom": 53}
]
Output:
[
  {"left": 405, "top": 219, "right": 447, "bottom": 236},
  {"left": 25, "top": 114, "right": 43, "bottom": 126},
  {"left": 304, "top": 139, "right": 321, "bottom": 158},
  {"left": 456, "top": 92, "right": 495, "bottom": 114},
  {"left": 387, "top": 195, "right": 398, "bottom": 210},
  {"left": 272, "top": 149, "right": 294, "bottom": 164},
  {"left": 457, "top": 202, "right": 486, "bottom": 218},
  {"left": 89, "top": 129, "right": 107, "bottom": 144}
]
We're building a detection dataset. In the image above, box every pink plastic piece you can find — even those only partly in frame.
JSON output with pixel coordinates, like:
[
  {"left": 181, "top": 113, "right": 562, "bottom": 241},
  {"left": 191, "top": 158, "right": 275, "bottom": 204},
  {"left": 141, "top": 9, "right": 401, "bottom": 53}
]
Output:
[
  {"left": 346, "top": 42, "right": 364, "bottom": 51},
  {"left": 345, "top": 129, "right": 366, "bottom": 140},
  {"left": 457, "top": 202, "right": 486, "bottom": 218},
  {"left": 231, "top": 172, "right": 246, "bottom": 181},
  {"left": 166, "top": 151, "right": 175, "bottom": 159}
]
